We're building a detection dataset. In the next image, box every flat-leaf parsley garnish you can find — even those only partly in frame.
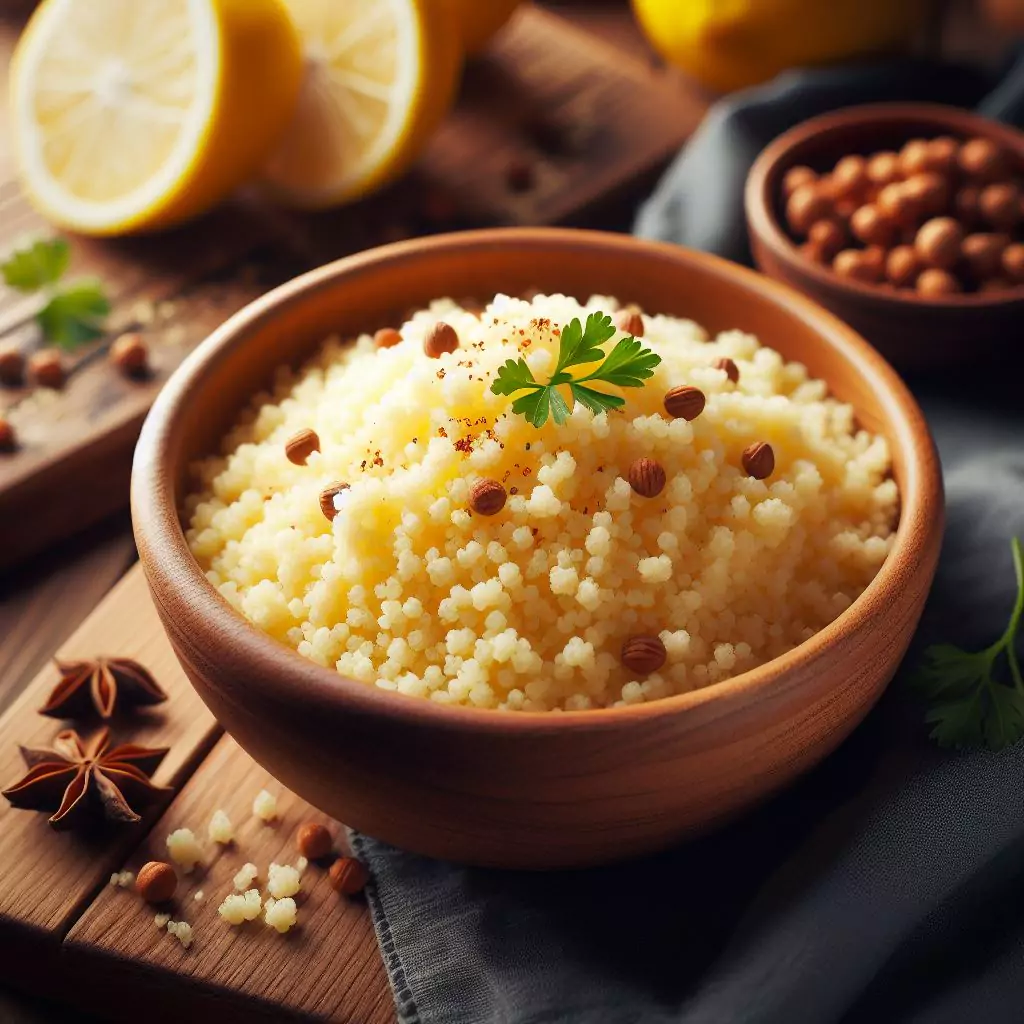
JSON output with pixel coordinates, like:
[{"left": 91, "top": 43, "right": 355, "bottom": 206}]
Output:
[
  {"left": 490, "top": 311, "right": 661, "bottom": 428},
  {"left": 912, "top": 536, "right": 1024, "bottom": 751}
]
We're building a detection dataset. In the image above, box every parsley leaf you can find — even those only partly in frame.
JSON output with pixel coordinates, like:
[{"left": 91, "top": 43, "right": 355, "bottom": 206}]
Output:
[
  {"left": 490, "top": 310, "right": 661, "bottom": 428},
  {"left": 912, "top": 536, "right": 1024, "bottom": 751},
  {"left": 36, "top": 281, "right": 110, "bottom": 349},
  {"left": 1, "top": 238, "right": 70, "bottom": 291}
]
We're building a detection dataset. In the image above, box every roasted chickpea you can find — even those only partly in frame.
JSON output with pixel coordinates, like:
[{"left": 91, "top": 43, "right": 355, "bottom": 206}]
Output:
[
  {"left": 914, "top": 217, "right": 964, "bottom": 270},
  {"left": 903, "top": 172, "right": 950, "bottom": 218},
  {"left": 831, "top": 155, "right": 869, "bottom": 198},
  {"left": 953, "top": 185, "right": 982, "bottom": 228},
  {"left": 833, "top": 249, "right": 880, "bottom": 283},
  {"left": 860, "top": 246, "right": 887, "bottom": 280},
  {"left": 978, "top": 182, "right": 1021, "bottom": 230},
  {"left": 957, "top": 137, "right": 1008, "bottom": 182},
  {"left": 885, "top": 245, "right": 922, "bottom": 288},
  {"left": 850, "top": 204, "right": 896, "bottom": 247},
  {"left": 898, "top": 139, "right": 932, "bottom": 178},
  {"left": 782, "top": 165, "right": 817, "bottom": 198},
  {"left": 807, "top": 218, "right": 846, "bottom": 259},
  {"left": 876, "top": 182, "right": 917, "bottom": 227},
  {"left": 916, "top": 267, "right": 962, "bottom": 296},
  {"left": 834, "top": 198, "right": 858, "bottom": 221},
  {"left": 866, "top": 151, "right": 901, "bottom": 187},
  {"left": 960, "top": 233, "right": 1010, "bottom": 282},
  {"left": 925, "top": 136, "right": 960, "bottom": 175},
  {"left": 785, "top": 183, "right": 832, "bottom": 236},
  {"left": 1002, "top": 242, "right": 1024, "bottom": 283}
]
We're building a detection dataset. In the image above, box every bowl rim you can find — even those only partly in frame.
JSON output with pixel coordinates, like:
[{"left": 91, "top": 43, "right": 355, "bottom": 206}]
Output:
[
  {"left": 132, "top": 226, "right": 943, "bottom": 737},
  {"left": 745, "top": 101, "right": 1024, "bottom": 309}
]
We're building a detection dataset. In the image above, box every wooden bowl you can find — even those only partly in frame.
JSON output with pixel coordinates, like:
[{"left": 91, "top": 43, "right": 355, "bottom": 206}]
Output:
[
  {"left": 745, "top": 103, "right": 1024, "bottom": 372},
  {"left": 132, "top": 228, "right": 943, "bottom": 869}
]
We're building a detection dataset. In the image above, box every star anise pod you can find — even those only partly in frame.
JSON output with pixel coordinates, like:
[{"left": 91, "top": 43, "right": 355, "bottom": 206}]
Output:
[
  {"left": 39, "top": 657, "right": 167, "bottom": 720},
  {"left": 2, "top": 728, "right": 169, "bottom": 830}
]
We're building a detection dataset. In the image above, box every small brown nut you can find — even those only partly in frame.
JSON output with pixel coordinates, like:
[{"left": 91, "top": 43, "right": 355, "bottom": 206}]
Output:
[
  {"left": 782, "top": 165, "right": 817, "bottom": 198},
  {"left": 832, "top": 249, "right": 880, "bottom": 284},
  {"left": 614, "top": 308, "right": 644, "bottom": 337},
  {"left": 960, "top": 233, "right": 1009, "bottom": 282},
  {"left": 373, "top": 327, "right": 403, "bottom": 349},
  {"left": 833, "top": 197, "right": 858, "bottom": 221},
  {"left": 785, "top": 183, "right": 832, "bottom": 237},
  {"left": 620, "top": 635, "right": 666, "bottom": 676},
  {"left": 979, "top": 276, "right": 1015, "bottom": 293},
  {"left": 469, "top": 478, "right": 507, "bottom": 516},
  {"left": 957, "top": 137, "right": 1008, "bottom": 182},
  {"left": 849, "top": 204, "right": 896, "bottom": 247},
  {"left": 329, "top": 856, "right": 370, "bottom": 895},
  {"left": 1001, "top": 242, "right": 1024, "bottom": 282},
  {"left": 800, "top": 240, "right": 829, "bottom": 264},
  {"left": 0, "top": 418, "right": 16, "bottom": 453},
  {"left": 807, "top": 218, "right": 846, "bottom": 260},
  {"left": 903, "top": 172, "right": 950, "bottom": 218},
  {"left": 898, "top": 139, "right": 932, "bottom": 178},
  {"left": 296, "top": 822, "right": 333, "bottom": 860},
  {"left": 916, "top": 267, "right": 961, "bottom": 296},
  {"left": 978, "top": 182, "right": 1021, "bottom": 231},
  {"left": 29, "top": 349, "right": 64, "bottom": 389},
  {"left": 830, "top": 155, "right": 868, "bottom": 198},
  {"left": 866, "top": 151, "right": 900, "bottom": 187},
  {"left": 914, "top": 217, "right": 964, "bottom": 270},
  {"left": 0, "top": 344, "right": 25, "bottom": 387},
  {"left": 860, "top": 246, "right": 886, "bottom": 280},
  {"left": 742, "top": 441, "right": 775, "bottom": 479},
  {"left": 628, "top": 457, "right": 666, "bottom": 498},
  {"left": 885, "top": 245, "right": 922, "bottom": 288},
  {"left": 135, "top": 861, "right": 177, "bottom": 905},
  {"left": 109, "top": 332, "right": 149, "bottom": 377},
  {"left": 876, "top": 183, "right": 915, "bottom": 227},
  {"left": 663, "top": 384, "right": 705, "bottom": 421},
  {"left": 925, "top": 136, "right": 960, "bottom": 175},
  {"left": 712, "top": 356, "right": 739, "bottom": 383},
  {"left": 285, "top": 428, "right": 320, "bottom": 465},
  {"left": 320, "top": 481, "right": 350, "bottom": 521},
  {"left": 424, "top": 321, "right": 459, "bottom": 358},
  {"left": 953, "top": 185, "right": 981, "bottom": 227}
]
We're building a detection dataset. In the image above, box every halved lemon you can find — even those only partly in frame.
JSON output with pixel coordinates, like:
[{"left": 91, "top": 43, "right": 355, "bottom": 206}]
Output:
[
  {"left": 10, "top": 0, "right": 303, "bottom": 235},
  {"left": 452, "top": 0, "right": 523, "bottom": 54},
  {"left": 258, "top": 0, "right": 463, "bottom": 209}
]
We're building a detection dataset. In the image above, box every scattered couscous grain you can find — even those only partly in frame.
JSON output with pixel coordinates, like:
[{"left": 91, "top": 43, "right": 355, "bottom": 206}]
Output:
[
  {"left": 252, "top": 789, "right": 278, "bottom": 822},
  {"left": 267, "top": 862, "right": 302, "bottom": 899},
  {"left": 264, "top": 896, "right": 298, "bottom": 933},
  {"left": 234, "top": 862, "right": 259, "bottom": 891},
  {"left": 219, "top": 889, "right": 262, "bottom": 925},
  {"left": 166, "top": 920, "right": 194, "bottom": 948},
  {"left": 166, "top": 829, "right": 202, "bottom": 873},
  {"left": 207, "top": 809, "right": 234, "bottom": 844},
  {"left": 185, "top": 294, "right": 898, "bottom": 711}
]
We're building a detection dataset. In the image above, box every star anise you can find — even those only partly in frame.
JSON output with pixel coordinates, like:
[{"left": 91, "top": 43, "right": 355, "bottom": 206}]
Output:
[
  {"left": 39, "top": 657, "right": 167, "bottom": 720},
  {"left": 2, "top": 728, "right": 169, "bottom": 830}
]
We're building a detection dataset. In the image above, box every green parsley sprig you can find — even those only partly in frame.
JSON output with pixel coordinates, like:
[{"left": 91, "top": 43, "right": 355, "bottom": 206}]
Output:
[
  {"left": 1, "top": 238, "right": 110, "bottom": 348},
  {"left": 913, "top": 536, "right": 1024, "bottom": 751},
  {"left": 490, "top": 311, "right": 661, "bottom": 428}
]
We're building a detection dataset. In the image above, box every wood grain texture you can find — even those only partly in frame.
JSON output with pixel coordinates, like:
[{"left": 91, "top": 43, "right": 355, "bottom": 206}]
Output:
[
  {"left": 0, "top": 4, "right": 707, "bottom": 569},
  {"left": 0, "top": 517, "right": 135, "bottom": 716},
  {"left": 66, "top": 736, "right": 392, "bottom": 1024},
  {"left": 745, "top": 103, "right": 1024, "bottom": 370},
  {"left": 132, "top": 228, "right": 945, "bottom": 869},
  {"left": 0, "top": 566, "right": 219, "bottom": 940}
]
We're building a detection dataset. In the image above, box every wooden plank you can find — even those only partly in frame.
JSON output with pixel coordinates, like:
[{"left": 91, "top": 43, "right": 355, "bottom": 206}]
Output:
[
  {"left": 0, "top": 518, "right": 135, "bottom": 716},
  {"left": 0, "top": 566, "right": 219, "bottom": 942},
  {"left": 66, "top": 737, "right": 393, "bottom": 1024}
]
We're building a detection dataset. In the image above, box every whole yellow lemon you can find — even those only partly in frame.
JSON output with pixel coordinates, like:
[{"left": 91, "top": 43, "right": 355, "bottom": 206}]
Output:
[{"left": 632, "top": 0, "right": 929, "bottom": 94}]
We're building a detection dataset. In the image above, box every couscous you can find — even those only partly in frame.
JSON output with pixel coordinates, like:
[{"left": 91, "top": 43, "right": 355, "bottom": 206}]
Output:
[{"left": 184, "top": 293, "right": 897, "bottom": 712}]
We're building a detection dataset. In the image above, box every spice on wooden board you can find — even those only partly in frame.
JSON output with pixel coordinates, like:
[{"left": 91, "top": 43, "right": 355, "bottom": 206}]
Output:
[{"left": 40, "top": 656, "right": 167, "bottom": 720}]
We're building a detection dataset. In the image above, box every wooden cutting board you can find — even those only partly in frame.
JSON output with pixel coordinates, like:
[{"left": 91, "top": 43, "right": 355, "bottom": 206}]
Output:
[
  {"left": 0, "top": 4, "right": 705, "bottom": 570},
  {"left": 0, "top": 564, "right": 394, "bottom": 1023}
]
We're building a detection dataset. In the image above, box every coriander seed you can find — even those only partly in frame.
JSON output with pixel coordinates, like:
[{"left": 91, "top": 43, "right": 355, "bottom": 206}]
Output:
[
  {"left": 0, "top": 418, "right": 15, "bottom": 453},
  {"left": 0, "top": 344, "right": 25, "bottom": 387},
  {"left": 374, "top": 328, "right": 402, "bottom": 349},
  {"left": 320, "top": 481, "right": 350, "bottom": 521},
  {"left": 742, "top": 441, "right": 775, "bottom": 479},
  {"left": 713, "top": 357, "right": 739, "bottom": 383},
  {"left": 110, "top": 332, "right": 149, "bottom": 378},
  {"left": 614, "top": 308, "right": 644, "bottom": 337},
  {"left": 663, "top": 384, "right": 705, "bottom": 421},
  {"left": 621, "top": 635, "right": 667, "bottom": 677},
  {"left": 329, "top": 856, "right": 369, "bottom": 895},
  {"left": 296, "top": 822, "right": 333, "bottom": 860},
  {"left": 29, "top": 349, "right": 64, "bottom": 389},
  {"left": 424, "top": 321, "right": 459, "bottom": 358},
  {"left": 136, "top": 861, "right": 177, "bottom": 904},
  {"left": 285, "top": 428, "right": 320, "bottom": 465}
]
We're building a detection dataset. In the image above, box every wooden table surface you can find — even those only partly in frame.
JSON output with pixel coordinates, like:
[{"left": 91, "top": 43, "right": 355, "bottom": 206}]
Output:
[{"left": 0, "top": 4, "right": 695, "bottom": 1021}]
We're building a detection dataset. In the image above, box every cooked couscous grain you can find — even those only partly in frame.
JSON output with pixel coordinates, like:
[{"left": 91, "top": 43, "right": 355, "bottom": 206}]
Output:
[{"left": 185, "top": 294, "right": 897, "bottom": 711}]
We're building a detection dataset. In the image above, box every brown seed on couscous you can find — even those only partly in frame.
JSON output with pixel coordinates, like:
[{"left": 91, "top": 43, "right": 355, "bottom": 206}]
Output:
[{"left": 184, "top": 293, "right": 898, "bottom": 712}]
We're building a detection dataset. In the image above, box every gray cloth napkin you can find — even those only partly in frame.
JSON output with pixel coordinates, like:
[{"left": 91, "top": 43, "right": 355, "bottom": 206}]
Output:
[{"left": 353, "top": 56, "right": 1024, "bottom": 1024}]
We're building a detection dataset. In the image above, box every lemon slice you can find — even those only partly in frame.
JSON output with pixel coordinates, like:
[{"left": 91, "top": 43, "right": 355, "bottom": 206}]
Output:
[
  {"left": 259, "top": 0, "right": 463, "bottom": 209},
  {"left": 11, "top": 0, "right": 303, "bottom": 235}
]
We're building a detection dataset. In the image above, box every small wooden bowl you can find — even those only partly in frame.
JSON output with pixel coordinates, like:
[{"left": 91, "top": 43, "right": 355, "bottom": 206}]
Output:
[
  {"left": 745, "top": 103, "right": 1024, "bottom": 371},
  {"left": 132, "top": 228, "right": 943, "bottom": 868}
]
